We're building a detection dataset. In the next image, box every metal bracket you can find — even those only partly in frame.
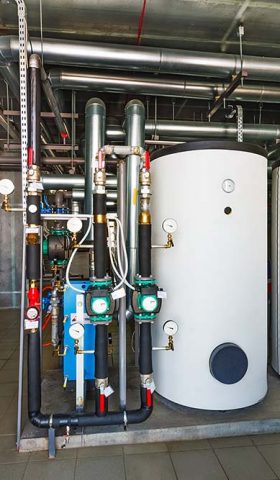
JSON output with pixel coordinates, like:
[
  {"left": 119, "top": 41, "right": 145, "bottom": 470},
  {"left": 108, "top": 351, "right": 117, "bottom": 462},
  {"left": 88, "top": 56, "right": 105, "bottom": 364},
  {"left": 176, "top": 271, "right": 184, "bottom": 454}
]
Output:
[
  {"left": 236, "top": 105, "right": 244, "bottom": 142},
  {"left": 208, "top": 70, "right": 248, "bottom": 120}
]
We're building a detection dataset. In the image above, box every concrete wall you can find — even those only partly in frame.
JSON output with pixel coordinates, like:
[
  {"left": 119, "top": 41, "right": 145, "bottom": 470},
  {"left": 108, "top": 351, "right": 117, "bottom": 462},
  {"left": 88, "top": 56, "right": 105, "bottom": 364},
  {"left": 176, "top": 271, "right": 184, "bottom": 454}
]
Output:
[{"left": 0, "top": 171, "right": 22, "bottom": 308}]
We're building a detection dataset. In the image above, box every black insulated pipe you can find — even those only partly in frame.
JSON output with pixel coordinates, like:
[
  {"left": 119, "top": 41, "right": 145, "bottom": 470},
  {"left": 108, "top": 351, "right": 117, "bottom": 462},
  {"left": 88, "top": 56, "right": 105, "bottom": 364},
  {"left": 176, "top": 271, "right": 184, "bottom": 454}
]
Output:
[
  {"left": 139, "top": 224, "right": 152, "bottom": 278},
  {"left": 93, "top": 193, "right": 107, "bottom": 278},
  {"left": 27, "top": 195, "right": 41, "bottom": 225},
  {"left": 26, "top": 244, "right": 40, "bottom": 280},
  {"left": 29, "top": 55, "right": 41, "bottom": 167}
]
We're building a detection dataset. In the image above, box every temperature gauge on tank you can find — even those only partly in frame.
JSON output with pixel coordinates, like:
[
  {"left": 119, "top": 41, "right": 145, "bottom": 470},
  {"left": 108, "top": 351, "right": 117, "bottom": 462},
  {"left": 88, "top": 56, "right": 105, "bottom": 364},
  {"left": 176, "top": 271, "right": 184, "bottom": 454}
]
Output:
[
  {"left": 162, "top": 218, "right": 177, "bottom": 234},
  {"left": 69, "top": 323, "right": 84, "bottom": 340},
  {"left": 163, "top": 320, "right": 178, "bottom": 336},
  {"left": 0, "top": 178, "right": 15, "bottom": 196}
]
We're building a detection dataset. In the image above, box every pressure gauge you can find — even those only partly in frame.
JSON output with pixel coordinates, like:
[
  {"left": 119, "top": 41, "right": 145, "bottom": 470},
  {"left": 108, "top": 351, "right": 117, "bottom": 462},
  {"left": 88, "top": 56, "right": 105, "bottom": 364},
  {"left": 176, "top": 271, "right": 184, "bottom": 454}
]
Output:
[
  {"left": 26, "top": 306, "right": 39, "bottom": 321},
  {"left": 0, "top": 178, "right": 15, "bottom": 195},
  {"left": 69, "top": 323, "right": 84, "bottom": 340},
  {"left": 91, "top": 298, "right": 109, "bottom": 315},
  {"left": 162, "top": 218, "right": 177, "bottom": 234},
  {"left": 141, "top": 295, "right": 158, "bottom": 313},
  {"left": 163, "top": 320, "right": 178, "bottom": 336},
  {"left": 67, "top": 217, "right": 83, "bottom": 233}
]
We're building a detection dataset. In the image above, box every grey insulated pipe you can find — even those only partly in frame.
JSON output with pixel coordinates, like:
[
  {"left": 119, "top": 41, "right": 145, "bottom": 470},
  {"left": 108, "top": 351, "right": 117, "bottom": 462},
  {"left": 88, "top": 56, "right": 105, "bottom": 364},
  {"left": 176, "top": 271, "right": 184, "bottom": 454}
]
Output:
[
  {"left": 49, "top": 68, "right": 280, "bottom": 104},
  {"left": 4, "top": 36, "right": 280, "bottom": 82},
  {"left": 125, "top": 100, "right": 145, "bottom": 294},
  {"left": 85, "top": 98, "right": 106, "bottom": 241}
]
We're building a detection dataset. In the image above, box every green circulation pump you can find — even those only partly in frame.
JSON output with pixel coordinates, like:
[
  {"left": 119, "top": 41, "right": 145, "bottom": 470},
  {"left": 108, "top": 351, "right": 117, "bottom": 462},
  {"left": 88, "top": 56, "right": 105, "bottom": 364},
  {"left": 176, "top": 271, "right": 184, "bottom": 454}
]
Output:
[
  {"left": 132, "top": 277, "right": 162, "bottom": 321},
  {"left": 85, "top": 279, "right": 115, "bottom": 323}
]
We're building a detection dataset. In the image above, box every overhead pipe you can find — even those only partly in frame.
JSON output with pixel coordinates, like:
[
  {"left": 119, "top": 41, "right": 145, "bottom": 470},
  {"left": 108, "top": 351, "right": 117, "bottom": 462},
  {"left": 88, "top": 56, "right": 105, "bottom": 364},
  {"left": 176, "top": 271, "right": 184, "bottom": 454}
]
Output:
[
  {"left": 41, "top": 66, "right": 69, "bottom": 140},
  {"left": 106, "top": 121, "right": 280, "bottom": 142},
  {"left": 4, "top": 35, "right": 280, "bottom": 82},
  {"left": 85, "top": 98, "right": 106, "bottom": 243},
  {"left": 49, "top": 68, "right": 280, "bottom": 104}
]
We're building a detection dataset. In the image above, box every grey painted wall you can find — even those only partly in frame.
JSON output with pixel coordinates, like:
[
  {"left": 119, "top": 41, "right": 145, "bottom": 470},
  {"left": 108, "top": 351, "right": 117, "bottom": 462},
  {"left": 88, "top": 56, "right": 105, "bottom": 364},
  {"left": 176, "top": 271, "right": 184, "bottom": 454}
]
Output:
[{"left": 0, "top": 171, "right": 22, "bottom": 308}]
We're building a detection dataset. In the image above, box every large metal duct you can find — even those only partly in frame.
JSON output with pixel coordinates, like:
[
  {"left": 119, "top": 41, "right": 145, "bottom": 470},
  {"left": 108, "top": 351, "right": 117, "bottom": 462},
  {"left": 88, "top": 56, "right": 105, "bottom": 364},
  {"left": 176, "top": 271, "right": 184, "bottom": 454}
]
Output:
[
  {"left": 84, "top": 98, "right": 106, "bottom": 241},
  {"left": 106, "top": 121, "right": 280, "bottom": 142},
  {"left": 3, "top": 36, "right": 280, "bottom": 82},
  {"left": 49, "top": 69, "right": 280, "bottom": 104}
]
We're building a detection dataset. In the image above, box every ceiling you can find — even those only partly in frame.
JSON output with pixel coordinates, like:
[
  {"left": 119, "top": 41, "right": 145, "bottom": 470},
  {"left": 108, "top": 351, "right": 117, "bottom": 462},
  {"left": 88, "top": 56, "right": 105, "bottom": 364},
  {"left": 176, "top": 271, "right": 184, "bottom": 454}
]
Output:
[{"left": 0, "top": 0, "right": 280, "bottom": 56}]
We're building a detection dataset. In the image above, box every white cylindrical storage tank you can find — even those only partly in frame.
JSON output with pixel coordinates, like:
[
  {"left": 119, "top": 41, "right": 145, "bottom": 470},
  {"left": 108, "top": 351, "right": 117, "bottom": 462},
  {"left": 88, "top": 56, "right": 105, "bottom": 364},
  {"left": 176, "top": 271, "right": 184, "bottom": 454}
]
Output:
[
  {"left": 151, "top": 141, "right": 267, "bottom": 410},
  {"left": 271, "top": 161, "right": 280, "bottom": 374}
]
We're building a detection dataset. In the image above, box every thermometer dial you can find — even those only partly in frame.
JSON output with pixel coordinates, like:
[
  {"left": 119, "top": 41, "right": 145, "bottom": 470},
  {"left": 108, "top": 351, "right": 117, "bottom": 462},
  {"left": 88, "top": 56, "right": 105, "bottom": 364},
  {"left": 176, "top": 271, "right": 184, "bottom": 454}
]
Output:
[
  {"left": 69, "top": 323, "right": 84, "bottom": 340},
  {"left": 163, "top": 320, "right": 178, "bottom": 336},
  {"left": 91, "top": 298, "right": 108, "bottom": 315},
  {"left": 142, "top": 296, "right": 158, "bottom": 313},
  {"left": 0, "top": 179, "right": 15, "bottom": 195},
  {"left": 162, "top": 218, "right": 177, "bottom": 234},
  {"left": 26, "top": 306, "right": 39, "bottom": 321},
  {"left": 67, "top": 217, "right": 83, "bottom": 233}
]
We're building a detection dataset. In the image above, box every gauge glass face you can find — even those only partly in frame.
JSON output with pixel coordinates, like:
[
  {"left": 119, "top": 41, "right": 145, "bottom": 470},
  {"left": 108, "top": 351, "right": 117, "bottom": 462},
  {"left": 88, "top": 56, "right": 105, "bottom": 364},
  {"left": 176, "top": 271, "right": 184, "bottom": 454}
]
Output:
[
  {"left": 0, "top": 179, "right": 15, "bottom": 195},
  {"left": 92, "top": 298, "right": 108, "bottom": 315},
  {"left": 222, "top": 179, "right": 235, "bottom": 193},
  {"left": 142, "top": 296, "right": 158, "bottom": 312},
  {"left": 26, "top": 307, "right": 39, "bottom": 320},
  {"left": 67, "top": 217, "right": 83, "bottom": 233},
  {"left": 163, "top": 320, "right": 178, "bottom": 336},
  {"left": 162, "top": 218, "right": 177, "bottom": 234},
  {"left": 69, "top": 323, "right": 84, "bottom": 340}
]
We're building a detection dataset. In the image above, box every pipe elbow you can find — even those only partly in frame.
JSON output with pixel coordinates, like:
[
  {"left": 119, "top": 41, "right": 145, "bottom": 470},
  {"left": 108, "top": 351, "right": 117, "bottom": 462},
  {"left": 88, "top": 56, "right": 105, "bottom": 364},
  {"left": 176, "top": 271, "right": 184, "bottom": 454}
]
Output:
[
  {"left": 29, "top": 411, "right": 49, "bottom": 428},
  {"left": 125, "top": 99, "right": 145, "bottom": 118},
  {"left": 85, "top": 98, "right": 106, "bottom": 117}
]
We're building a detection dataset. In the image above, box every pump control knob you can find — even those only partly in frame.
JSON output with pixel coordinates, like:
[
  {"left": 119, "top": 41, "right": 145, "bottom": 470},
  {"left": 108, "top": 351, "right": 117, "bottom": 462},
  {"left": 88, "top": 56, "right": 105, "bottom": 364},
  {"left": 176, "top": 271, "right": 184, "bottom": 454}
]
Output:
[
  {"left": 162, "top": 218, "right": 177, "bottom": 234},
  {"left": 0, "top": 178, "right": 15, "bottom": 196},
  {"left": 67, "top": 217, "right": 83, "bottom": 233}
]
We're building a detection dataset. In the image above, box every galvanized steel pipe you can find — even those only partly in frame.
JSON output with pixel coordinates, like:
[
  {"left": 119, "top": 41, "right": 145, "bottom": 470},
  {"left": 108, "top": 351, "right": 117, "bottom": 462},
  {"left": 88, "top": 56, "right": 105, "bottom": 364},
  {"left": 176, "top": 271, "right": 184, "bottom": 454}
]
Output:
[
  {"left": 41, "top": 174, "right": 117, "bottom": 189},
  {"left": 4, "top": 36, "right": 280, "bottom": 82},
  {"left": 49, "top": 68, "right": 280, "bottom": 104},
  {"left": 85, "top": 98, "right": 106, "bottom": 241}
]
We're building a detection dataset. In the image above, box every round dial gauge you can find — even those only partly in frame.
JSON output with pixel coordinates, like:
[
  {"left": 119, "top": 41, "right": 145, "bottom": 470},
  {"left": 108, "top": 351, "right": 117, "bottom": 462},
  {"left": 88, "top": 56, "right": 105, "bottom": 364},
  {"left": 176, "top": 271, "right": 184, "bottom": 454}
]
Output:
[
  {"left": 26, "top": 306, "right": 39, "bottom": 320},
  {"left": 142, "top": 296, "right": 158, "bottom": 313},
  {"left": 222, "top": 179, "right": 235, "bottom": 193},
  {"left": 91, "top": 298, "right": 108, "bottom": 315},
  {"left": 69, "top": 323, "right": 84, "bottom": 340},
  {"left": 67, "top": 217, "right": 83, "bottom": 233},
  {"left": 0, "top": 178, "right": 15, "bottom": 195},
  {"left": 163, "top": 320, "right": 178, "bottom": 336},
  {"left": 162, "top": 218, "right": 177, "bottom": 234}
]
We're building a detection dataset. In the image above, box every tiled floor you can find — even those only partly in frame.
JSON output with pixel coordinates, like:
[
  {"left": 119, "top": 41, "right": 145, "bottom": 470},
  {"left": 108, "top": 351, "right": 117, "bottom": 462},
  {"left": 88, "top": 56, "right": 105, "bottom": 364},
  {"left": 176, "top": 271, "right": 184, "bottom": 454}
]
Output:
[{"left": 2, "top": 310, "right": 280, "bottom": 479}]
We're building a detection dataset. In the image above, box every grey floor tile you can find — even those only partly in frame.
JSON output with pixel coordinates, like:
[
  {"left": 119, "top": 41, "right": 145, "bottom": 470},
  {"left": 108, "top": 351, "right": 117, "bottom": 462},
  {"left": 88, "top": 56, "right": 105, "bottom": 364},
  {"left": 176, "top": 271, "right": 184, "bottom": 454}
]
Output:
[
  {"left": 125, "top": 452, "right": 176, "bottom": 480},
  {"left": 124, "top": 442, "right": 167, "bottom": 454},
  {"left": 167, "top": 439, "right": 211, "bottom": 452},
  {"left": 251, "top": 434, "right": 280, "bottom": 446},
  {"left": 0, "top": 346, "right": 16, "bottom": 360},
  {"left": 0, "top": 462, "right": 27, "bottom": 480},
  {"left": 30, "top": 447, "right": 77, "bottom": 461},
  {"left": 77, "top": 444, "right": 123, "bottom": 458},
  {"left": 0, "top": 382, "right": 18, "bottom": 397},
  {"left": 171, "top": 449, "right": 227, "bottom": 480},
  {"left": 258, "top": 444, "right": 280, "bottom": 477},
  {"left": 0, "top": 435, "right": 30, "bottom": 464},
  {"left": 215, "top": 446, "right": 276, "bottom": 480},
  {"left": 210, "top": 435, "right": 253, "bottom": 448},
  {"left": 23, "top": 459, "right": 76, "bottom": 480},
  {"left": 75, "top": 456, "right": 125, "bottom": 480}
]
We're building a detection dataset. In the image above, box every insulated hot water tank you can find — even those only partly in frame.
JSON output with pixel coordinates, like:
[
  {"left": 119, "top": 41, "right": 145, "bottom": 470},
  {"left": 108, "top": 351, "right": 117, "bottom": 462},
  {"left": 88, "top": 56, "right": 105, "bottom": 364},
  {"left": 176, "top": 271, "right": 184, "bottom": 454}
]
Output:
[{"left": 151, "top": 141, "right": 267, "bottom": 410}]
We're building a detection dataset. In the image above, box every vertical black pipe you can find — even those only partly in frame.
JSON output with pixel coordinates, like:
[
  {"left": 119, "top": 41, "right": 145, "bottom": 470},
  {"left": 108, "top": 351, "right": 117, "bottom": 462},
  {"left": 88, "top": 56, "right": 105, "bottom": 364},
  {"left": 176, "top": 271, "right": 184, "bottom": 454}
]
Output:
[
  {"left": 29, "top": 55, "right": 41, "bottom": 167},
  {"left": 139, "top": 224, "right": 152, "bottom": 278},
  {"left": 28, "top": 331, "right": 41, "bottom": 416},
  {"left": 93, "top": 190, "right": 109, "bottom": 415}
]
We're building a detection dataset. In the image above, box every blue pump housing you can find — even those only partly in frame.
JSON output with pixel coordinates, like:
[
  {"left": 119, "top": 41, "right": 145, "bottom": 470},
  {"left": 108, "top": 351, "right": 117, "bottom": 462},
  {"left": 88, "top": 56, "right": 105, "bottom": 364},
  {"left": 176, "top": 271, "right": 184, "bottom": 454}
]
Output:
[{"left": 63, "top": 280, "right": 95, "bottom": 381}]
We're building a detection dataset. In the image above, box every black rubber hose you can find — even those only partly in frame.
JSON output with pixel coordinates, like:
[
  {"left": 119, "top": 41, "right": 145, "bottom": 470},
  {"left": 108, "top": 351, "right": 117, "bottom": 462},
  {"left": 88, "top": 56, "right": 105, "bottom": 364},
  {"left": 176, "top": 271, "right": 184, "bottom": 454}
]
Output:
[
  {"left": 139, "top": 224, "right": 151, "bottom": 277},
  {"left": 28, "top": 331, "right": 41, "bottom": 416},
  {"left": 30, "top": 65, "right": 41, "bottom": 167},
  {"left": 26, "top": 244, "right": 40, "bottom": 280}
]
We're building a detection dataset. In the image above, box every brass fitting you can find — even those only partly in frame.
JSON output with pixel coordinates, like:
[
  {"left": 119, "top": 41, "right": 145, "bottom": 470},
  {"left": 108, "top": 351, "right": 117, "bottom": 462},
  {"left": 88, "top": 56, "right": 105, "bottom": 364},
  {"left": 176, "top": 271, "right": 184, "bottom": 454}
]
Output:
[
  {"left": 94, "top": 168, "right": 106, "bottom": 187},
  {"left": 27, "top": 233, "right": 39, "bottom": 245},
  {"left": 94, "top": 214, "right": 107, "bottom": 224},
  {"left": 27, "top": 165, "right": 40, "bottom": 183},
  {"left": 167, "top": 335, "right": 174, "bottom": 351},
  {"left": 139, "top": 211, "right": 151, "bottom": 225},
  {"left": 1, "top": 195, "right": 24, "bottom": 212}
]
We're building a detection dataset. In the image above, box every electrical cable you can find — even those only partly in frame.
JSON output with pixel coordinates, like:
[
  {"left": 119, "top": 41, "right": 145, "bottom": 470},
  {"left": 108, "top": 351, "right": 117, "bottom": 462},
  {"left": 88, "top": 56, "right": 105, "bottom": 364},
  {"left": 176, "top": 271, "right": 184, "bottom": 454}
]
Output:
[
  {"left": 107, "top": 217, "right": 135, "bottom": 291},
  {"left": 65, "top": 218, "right": 92, "bottom": 293}
]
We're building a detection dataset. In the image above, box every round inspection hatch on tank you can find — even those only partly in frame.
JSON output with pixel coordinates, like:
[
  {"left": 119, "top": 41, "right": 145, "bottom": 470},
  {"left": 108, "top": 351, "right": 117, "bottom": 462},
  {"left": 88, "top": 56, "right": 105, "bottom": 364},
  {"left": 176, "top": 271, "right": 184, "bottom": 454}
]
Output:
[{"left": 209, "top": 343, "right": 248, "bottom": 385}]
